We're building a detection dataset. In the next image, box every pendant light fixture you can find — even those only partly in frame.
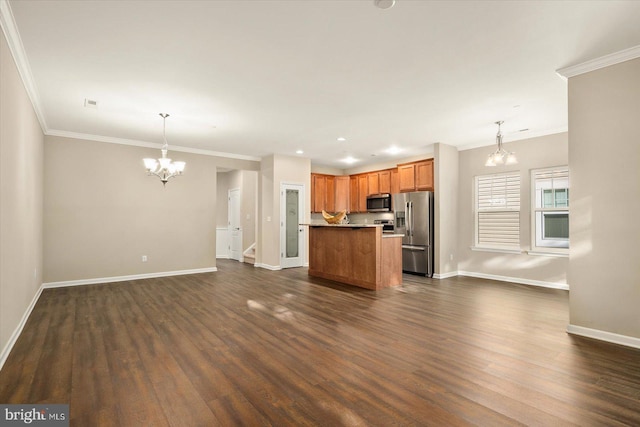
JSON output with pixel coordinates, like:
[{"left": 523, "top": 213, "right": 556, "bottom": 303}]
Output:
[
  {"left": 485, "top": 121, "right": 517, "bottom": 167},
  {"left": 143, "top": 113, "right": 186, "bottom": 185}
]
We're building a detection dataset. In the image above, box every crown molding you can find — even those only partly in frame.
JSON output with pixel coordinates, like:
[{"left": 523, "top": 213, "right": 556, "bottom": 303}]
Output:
[
  {"left": 556, "top": 45, "right": 640, "bottom": 80},
  {"left": 0, "top": 0, "right": 48, "bottom": 132},
  {"left": 46, "top": 129, "right": 262, "bottom": 162}
]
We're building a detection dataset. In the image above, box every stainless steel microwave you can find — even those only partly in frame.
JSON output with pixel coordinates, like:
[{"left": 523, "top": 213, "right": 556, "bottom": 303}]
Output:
[{"left": 366, "top": 193, "right": 392, "bottom": 212}]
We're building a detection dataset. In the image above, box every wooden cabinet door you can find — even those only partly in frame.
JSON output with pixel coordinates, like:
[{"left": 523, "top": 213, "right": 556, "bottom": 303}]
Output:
[
  {"left": 358, "top": 174, "right": 368, "bottom": 212},
  {"left": 367, "top": 173, "right": 380, "bottom": 195},
  {"left": 398, "top": 164, "right": 416, "bottom": 192},
  {"left": 326, "top": 176, "right": 336, "bottom": 212},
  {"left": 349, "top": 176, "right": 359, "bottom": 213},
  {"left": 312, "top": 174, "right": 326, "bottom": 212},
  {"left": 390, "top": 168, "right": 399, "bottom": 195},
  {"left": 415, "top": 160, "right": 434, "bottom": 191},
  {"left": 335, "top": 176, "right": 350, "bottom": 212},
  {"left": 379, "top": 170, "right": 391, "bottom": 194}
]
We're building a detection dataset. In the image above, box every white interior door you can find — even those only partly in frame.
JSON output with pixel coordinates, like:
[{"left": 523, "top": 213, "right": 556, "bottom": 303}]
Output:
[
  {"left": 228, "top": 188, "right": 242, "bottom": 261},
  {"left": 280, "top": 183, "right": 305, "bottom": 268}
]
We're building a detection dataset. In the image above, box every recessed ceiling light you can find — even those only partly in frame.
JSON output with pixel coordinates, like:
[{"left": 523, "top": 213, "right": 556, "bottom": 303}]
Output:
[
  {"left": 337, "top": 137, "right": 346, "bottom": 142},
  {"left": 296, "top": 150, "right": 304, "bottom": 154},
  {"left": 341, "top": 156, "right": 358, "bottom": 164},
  {"left": 385, "top": 146, "right": 401, "bottom": 155}
]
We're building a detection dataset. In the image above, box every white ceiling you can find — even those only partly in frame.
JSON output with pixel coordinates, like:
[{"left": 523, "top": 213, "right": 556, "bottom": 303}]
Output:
[{"left": 6, "top": 0, "right": 640, "bottom": 168}]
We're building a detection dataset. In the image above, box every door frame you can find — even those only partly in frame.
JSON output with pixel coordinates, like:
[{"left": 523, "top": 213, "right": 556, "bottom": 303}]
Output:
[
  {"left": 228, "top": 188, "right": 242, "bottom": 262},
  {"left": 280, "top": 182, "right": 305, "bottom": 269}
]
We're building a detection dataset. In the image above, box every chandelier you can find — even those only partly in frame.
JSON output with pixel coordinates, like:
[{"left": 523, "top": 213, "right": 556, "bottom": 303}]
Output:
[
  {"left": 143, "top": 113, "right": 186, "bottom": 185},
  {"left": 485, "top": 121, "right": 517, "bottom": 167}
]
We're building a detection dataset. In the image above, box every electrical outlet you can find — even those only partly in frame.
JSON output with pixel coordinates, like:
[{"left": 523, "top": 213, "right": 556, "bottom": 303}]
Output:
[
  {"left": 142, "top": 255, "right": 148, "bottom": 262},
  {"left": 450, "top": 254, "right": 454, "bottom": 261}
]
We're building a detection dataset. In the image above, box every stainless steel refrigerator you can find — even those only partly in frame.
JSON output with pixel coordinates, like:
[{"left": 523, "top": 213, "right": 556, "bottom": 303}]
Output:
[{"left": 393, "top": 191, "right": 434, "bottom": 277}]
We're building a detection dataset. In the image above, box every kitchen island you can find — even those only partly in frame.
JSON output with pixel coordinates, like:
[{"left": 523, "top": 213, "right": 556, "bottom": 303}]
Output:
[{"left": 306, "top": 224, "right": 403, "bottom": 290}]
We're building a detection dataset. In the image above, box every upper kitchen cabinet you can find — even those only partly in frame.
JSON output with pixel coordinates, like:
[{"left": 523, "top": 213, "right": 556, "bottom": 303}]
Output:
[
  {"left": 366, "top": 169, "right": 392, "bottom": 195},
  {"left": 358, "top": 174, "right": 368, "bottom": 212},
  {"left": 368, "top": 173, "right": 379, "bottom": 196},
  {"left": 398, "top": 159, "right": 434, "bottom": 192},
  {"left": 390, "top": 168, "right": 399, "bottom": 195},
  {"left": 415, "top": 160, "right": 434, "bottom": 191},
  {"left": 379, "top": 169, "right": 391, "bottom": 194},
  {"left": 349, "top": 176, "right": 359, "bottom": 213},
  {"left": 311, "top": 174, "right": 336, "bottom": 213},
  {"left": 334, "top": 176, "right": 350, "bottom": 212}
]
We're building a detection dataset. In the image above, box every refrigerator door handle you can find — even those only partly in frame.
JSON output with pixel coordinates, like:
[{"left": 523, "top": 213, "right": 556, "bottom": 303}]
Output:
[
  {"left": 402, "top": 245, "right": 426, "bottom": 251},
  {"left": 409, "top": 201, "right": 414, "bottom": 236},
  {"left": 406, "top": 201, "right": 410, "bottom": 236}
]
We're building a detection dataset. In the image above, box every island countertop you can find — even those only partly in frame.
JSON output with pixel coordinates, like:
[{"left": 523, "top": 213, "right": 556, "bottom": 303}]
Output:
[
  {"left": 302, "top": 223, "right": 381, "bottom": 227},
  {"left": 302, "top": 223, "right": 403, "bottom": 238}
]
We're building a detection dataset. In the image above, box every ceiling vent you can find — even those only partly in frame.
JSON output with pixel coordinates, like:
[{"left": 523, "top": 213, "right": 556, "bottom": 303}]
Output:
[{"left": 84, "top": 98, "right": 98, "bottom": 108}]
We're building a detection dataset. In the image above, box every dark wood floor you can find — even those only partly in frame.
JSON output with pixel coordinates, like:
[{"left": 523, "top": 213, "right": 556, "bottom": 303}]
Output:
[{"left": 2, "top": 260, "right": 640, "bottom": 426}]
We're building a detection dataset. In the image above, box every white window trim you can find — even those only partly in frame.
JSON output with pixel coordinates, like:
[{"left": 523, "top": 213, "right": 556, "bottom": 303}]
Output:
[
  {"left": 530, "top": 166, "right": 569, "bottom": 256},
  {"left": 471, "top": 246, "right": 523, "bottom": 255},
  {"left": 527, "top": 250, "right": 569, "bottom": 258}
]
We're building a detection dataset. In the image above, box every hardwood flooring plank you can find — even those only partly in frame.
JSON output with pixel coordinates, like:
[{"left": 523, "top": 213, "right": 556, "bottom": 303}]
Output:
[
  {"left": 26, "top": 289, "right": 76, "bottom": 403},
  {"left": 2, "top": 259, "right": 640, "bottom": 426},
  {"left": 70, "top": 292, "right": 120, "bottom": 426},
  {"left": 0, "top": 290, "right": 55, "bottom": 402}
]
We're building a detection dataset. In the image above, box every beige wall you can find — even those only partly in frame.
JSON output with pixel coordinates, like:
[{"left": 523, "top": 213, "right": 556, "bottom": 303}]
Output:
[
  {"left": 434, "top": 143, "right": 458, "bottom": 276},
  {"left": 259, "top": 154, "right": 311, "bottom": 268},
  {"left": 457, "top": 133, "right": 569, "bottom": 286},
  {"left": 0, "top": 31, "right": 44, "bottom": 357},
  {"left": 240, "top": 170, "right": 258, "bottom": 251},
  {"left": 216, "top": 171, "right": 230, "bottom": 228},
  {"left": 43, "top": 136, "right": 260, "bottom": 282},
  {"left": 568, "top": 58, "right": 640, "bottom": 338}
]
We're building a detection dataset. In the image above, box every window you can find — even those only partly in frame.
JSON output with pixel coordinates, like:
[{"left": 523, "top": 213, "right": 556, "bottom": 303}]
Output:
[
  {"left": 475, "top": 172, "right": 521, "bottom": 250},
  {"left": 531, "top": 167, "right": 569, "bottom": 252}
]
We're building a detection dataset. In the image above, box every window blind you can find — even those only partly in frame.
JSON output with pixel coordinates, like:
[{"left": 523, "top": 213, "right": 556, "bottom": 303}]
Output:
[{"left": 476, "top": 172, "right": 521, "bottom": 249}]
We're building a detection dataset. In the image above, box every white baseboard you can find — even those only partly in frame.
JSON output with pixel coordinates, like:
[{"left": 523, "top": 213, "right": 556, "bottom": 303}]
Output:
[
  {"left": 216, "top": 255, "right": 230, "bottom": 259},
  {"left": 254, "top": 263, "right": 281, "bottom": 271},
  {"left": 0, "top": 284, "right": 44, "bottom": 372},
  {"left": 42, "top": 267, "right": 218, "bottom": 288},
  {"left": 457, "top": 270, "right": 569, "bottom": 290},
  {"left": 433, "top": 271, "right": 458, "bottom": 279},
  {"left": 567, "top": 324, "right": 640, "bottom": 350}
]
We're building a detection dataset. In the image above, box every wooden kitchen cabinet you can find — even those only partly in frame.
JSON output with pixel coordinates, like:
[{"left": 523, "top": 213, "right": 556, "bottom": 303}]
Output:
[
  {"left": 311, "top": 173, "right": 337, "bottom": 212},
  {"left": 325, "top": 175, "right": 335, "bottom": 212},
  {"left": 367, "top": 173, "right": 379, "bottom": 196},
  {"left": 390, "top": 168, "right": 399, "bottom": 195},
  {"left": 334, "top": 176, "right": 350, "bottom": 212},
  {"left": 349, "top": 175, "right": 359, "bottom": 213},
  {"left": 398, "top": 159, "right": 434, "bottom": 192},
  {"left": 311, "top": 174, "right": 326, "bottom": 212},
  {"left": 415, "top": 159, "right": 434, "bottom": 191},
  {"left": 379, "top": 169, "right": 391, "bottom": 194},
  {"left": 358, "top": 174, "right": 368, "bottom": 212},
  {"left": 314, "top": 159, "right": 432, "bottom": 214},
  {"left": 398, "top": 163, "right": 416, "bottom": 192}
]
